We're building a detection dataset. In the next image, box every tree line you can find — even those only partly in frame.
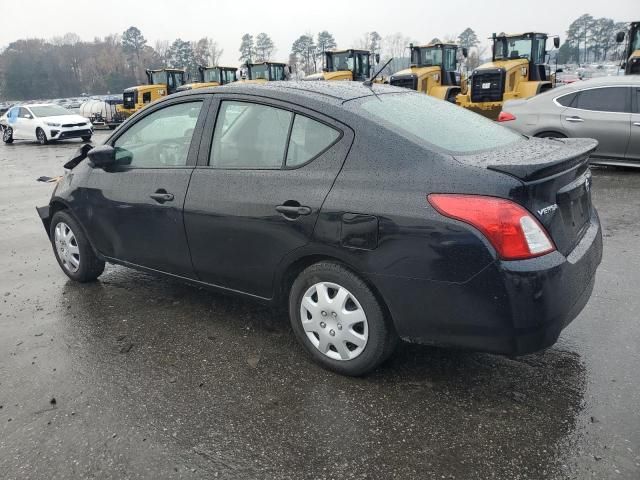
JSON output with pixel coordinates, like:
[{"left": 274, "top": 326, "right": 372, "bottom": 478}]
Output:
[{"left": 0, "top": 15, "right": 632, "bottom": 100}]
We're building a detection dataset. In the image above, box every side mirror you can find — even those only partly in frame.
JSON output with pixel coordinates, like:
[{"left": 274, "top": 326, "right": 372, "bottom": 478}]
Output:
[
  {"left": 616, "top": 31, "right": 625, "bottom": 43},
  {"left": 553, "top": 37, "right": 560, "bottom": 49},
  {"left": 462, "top": 47, "right": 468, "bottom": 58},
  {"left": 25, "top": 114, "right": 32, "bottom": 119},
  {"left": 87, "top": 145, "right": 116, "bottom": 168},
  {"left": 63, "top": 143, "right": 94, "bottom": 170}
]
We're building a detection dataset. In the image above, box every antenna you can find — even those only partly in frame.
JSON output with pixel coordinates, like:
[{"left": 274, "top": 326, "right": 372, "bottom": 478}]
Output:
[{"left": 363, "top": 58, "right": 393, "bottom": 86}]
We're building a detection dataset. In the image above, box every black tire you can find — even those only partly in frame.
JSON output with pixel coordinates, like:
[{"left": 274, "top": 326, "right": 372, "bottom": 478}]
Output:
[
  {"left": 2, "top": 126, "right": 13, "bottom": 144},
  {"left": 50, "top": 210, "right": 105, "bottom": 282},
  {"left": 108, "top": 125, "right": 117, "bottom": 130},
  {"left": 36, "top": 127, "right": 48, "bottom": 145},
  {"left": 289, "top": 261, "right": 397, "bottom": 376},
  {"left": 535, "top": 131, "right": 567, "bottom": 139},
  {"left": 81, "top": 136, "right": 92, "bottom": 142}
]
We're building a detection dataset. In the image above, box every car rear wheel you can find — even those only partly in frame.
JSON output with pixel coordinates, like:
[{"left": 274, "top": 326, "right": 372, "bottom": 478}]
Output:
[
  {"left": 2, "top": 126, "right": 13, "bottom": 143},
  {"left": 36, "top": 127, "right": 48, "bottom": 145},
  {"left": 50, "top": 211, "right": 105, "bottom": 282},
  {"left": 289, "top": 261, "right": 397, "bottom": 376}
]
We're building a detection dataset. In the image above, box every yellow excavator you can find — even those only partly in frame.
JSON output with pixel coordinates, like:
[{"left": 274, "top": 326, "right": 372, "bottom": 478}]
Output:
[
  {"left": 240, "top": 62, "right": 290, "bottom": 83},
  {"left": 389, "top": 42, "right": 467, "bottom": 102},
  {"left": 122, "top": 68, "right": 186, "bottom": 115},
  {"left": 304, "top": 49, "right": 377, "bottom": 81},
  {"left": 176, "top": 66, "right": 238, "bottom": 91},
  {"left": 456, "top": 32, "right": 559, "bottom": 119},
  {"left": 616, "top": 22, "right": 640, "bottom": 75}
]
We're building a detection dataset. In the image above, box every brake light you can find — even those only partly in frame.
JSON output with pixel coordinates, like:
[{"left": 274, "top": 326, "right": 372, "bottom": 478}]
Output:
[
  {"left": 498, "top": 111, "right": 516, "bottom": 122},
  {"left": 427, "top": 194, "right": 555, "bottom": 260}
]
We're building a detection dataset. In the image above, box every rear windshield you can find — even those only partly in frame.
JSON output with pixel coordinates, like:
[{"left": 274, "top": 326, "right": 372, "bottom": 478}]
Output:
[{"left": 357, "top": 93, "right": 522, "bottom": 153}]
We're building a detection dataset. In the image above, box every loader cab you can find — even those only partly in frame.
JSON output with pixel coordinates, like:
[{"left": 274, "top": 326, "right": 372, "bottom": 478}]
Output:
[
  {"left": 616, "top": 22, "right": 640, "bottom": 75},
  {"left": 324, "top": 49, "right": 373, "bottom": 81},
  {"left": 146, "top": 68, "right": 186, "bottom": 94},
  {"left": 201, "top": 66, "right": 237, "bottom": 84},
  {"left": 492, "top": 32, "right": 551, "bottom": 81},
  {"left": 246, "top": 62, "right": 288, "bottom": 81},
  {"left": 410, "top": 44, "right": 459, "bottom": 86}
]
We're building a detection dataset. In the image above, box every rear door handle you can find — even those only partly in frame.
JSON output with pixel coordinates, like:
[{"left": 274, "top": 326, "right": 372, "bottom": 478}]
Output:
[
  {"left": 149, "top": 191, "right": 174, "bottom": 203},
  {"left": 565, "top": 116, "right": 584, "bottom": 123},
  {"left": 633, "top": 122, "right": 640, "bottom": 127},
  {"left": 276, "top": 204, "right": 312, "bottom": 217}
]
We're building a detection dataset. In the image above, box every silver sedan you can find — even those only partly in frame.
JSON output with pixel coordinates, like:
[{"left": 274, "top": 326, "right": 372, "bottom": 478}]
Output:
[{"left": 499, "top": 76, "right": 640, "bottom": 166}]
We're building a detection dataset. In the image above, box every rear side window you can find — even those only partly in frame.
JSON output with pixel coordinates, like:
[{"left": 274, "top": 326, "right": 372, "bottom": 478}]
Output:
[
  {"left": 286, "top": 115, "right": 340, "bottom": 167},
  {"left": 357, "top": 93, "right": 521, "bottom": 153},
  {"left": 556, "top": 92, "right": 577, "bottom": 107},
  {"left": 210, "top": 101, "right": 293, "bottom": 169},
  {"left": 574, "top": 87, "right": 629, "bottom": 113}
]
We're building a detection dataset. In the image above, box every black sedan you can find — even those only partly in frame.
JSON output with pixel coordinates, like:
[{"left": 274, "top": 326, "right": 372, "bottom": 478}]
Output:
[{"left": 37, "top": 82, "right": 603, "bottom": 376}]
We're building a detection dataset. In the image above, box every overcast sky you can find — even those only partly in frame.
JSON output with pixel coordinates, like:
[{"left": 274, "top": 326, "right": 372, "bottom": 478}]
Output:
[{"left": 2, "top": 0, "right": 637, "bottom": 64}]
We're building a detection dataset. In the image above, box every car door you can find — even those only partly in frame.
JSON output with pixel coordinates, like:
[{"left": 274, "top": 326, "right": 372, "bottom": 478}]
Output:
[
  {"left": 80, "top": 97, "right": 209, "bottom": 277},
  {"left": 14, "top": 107, "right": 34, "bottom": 139},
  {"left": 628, "top": 86, "right": 640, "bottom": 161},
  {"left": 183, "top": 96, "right": 353, "bottom": 298},
  {"left": 561, "top": 86, "right": 631, "bottom": 159}
]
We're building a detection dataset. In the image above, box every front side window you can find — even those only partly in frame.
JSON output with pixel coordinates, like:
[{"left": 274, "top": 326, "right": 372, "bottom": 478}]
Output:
[
  {"left": 443, "top": 48, "right": 457, "bottom": 71},
  {"left": 113, "top": 101, "right": 202, "bottom": 168},
  {"left": 210, "top": 101, "right": 292, "bottom": 168},
  {"left": 574, "top": 87, "right": 628, "bottom": 113},
  {"left": 286, "top": 115, "right": 340, "bottom": 167},
  {"left": 357, "top": 92, "right": 521, "bottom": 153}
]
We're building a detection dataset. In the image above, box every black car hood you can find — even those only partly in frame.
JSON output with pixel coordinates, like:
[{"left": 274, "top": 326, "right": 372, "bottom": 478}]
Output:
[{"left": 454, "top": 137, "right": 598, "bottom": 182}]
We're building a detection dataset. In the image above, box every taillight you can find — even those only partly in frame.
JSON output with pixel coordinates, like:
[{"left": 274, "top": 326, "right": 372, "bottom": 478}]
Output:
[
  {"left": 427, "top": 194, "right": 555, "bottom": 260},
  {"left": 498, "top": 111, "right": 516, "bottom": 122}
]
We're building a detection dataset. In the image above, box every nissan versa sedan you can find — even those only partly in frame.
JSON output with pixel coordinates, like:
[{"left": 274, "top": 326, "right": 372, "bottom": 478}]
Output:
[
  {"left": 37, "top": 82, "right": 602, "bottom": 376},
  {"left": 499, "top": 76, "right": 640, "bottom": 166},
  {"left": 1, "top": 103, "right": 93, "bottom": 144}
]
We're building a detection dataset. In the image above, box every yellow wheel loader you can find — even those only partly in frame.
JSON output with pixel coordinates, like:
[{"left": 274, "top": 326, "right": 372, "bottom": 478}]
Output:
[
  {"left": 456, "top": 32, "right": 559, "bottom": 119},
  {"left": 304, "top": 49, "right": 377, "bottom": 81},
  {"left": 176, "top": 66, "right": 238, "bottom": 91},
  {"left": 389, "top": 42, "right": 467, "bottom": 102},
  {"left": 239, "top": 62, "right": 290, "bottom": 83},
  {"left": 122, "top": 68, "right": 186, "bottom": 115},
  {"left": 616, "top": 22, "right": 640, "bottom": 75}
]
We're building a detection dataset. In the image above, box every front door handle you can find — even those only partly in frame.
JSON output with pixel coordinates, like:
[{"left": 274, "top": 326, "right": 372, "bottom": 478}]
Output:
[
  {"left": 276, "top": 204, "right": 312, "bottom": 218},
  {"left": 149, "top": 191, "right": 175, "bottom": 203},
  {"left": 633, "top": 122, "right": 640, "bottom": 127},
  {"left": 565, "top": 116, "right": 584, "bottom": 123}
]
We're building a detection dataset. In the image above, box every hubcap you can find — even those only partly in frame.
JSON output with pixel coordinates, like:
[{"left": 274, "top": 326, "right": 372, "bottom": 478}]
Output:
[
  {"left": 3, "top": 128, "right": 11, "bottom": 141},
  {"left": 38, "top": 130, "right": 45, "bottom": 142},
  {"left": 300, "top": 282, "right": 368, "bottom": 361},
  {"left": 54, "top": 222, "right": 80, "bottom": 273}
]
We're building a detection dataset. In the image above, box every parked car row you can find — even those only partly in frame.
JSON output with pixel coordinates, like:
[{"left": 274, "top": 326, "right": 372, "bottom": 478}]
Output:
[{"left": 37, "top": 82, "right": 603, "bottom": 375}]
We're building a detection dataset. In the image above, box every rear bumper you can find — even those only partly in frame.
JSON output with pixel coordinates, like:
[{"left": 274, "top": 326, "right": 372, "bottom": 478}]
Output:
[{"left": 372, "top": 209, "right": 603, "bottom": 356}]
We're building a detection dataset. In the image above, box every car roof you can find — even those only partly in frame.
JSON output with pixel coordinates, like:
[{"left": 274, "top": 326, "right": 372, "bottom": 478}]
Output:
[
  {"left": 180, "top": 81, "right": 408, "bottom": 105},
  {"left": 561, "top": 76, "right": 640, "bottom": 89}
]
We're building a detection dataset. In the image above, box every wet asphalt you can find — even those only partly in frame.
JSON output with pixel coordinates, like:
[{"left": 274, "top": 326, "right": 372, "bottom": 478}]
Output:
[{"left": 0, "top": 132, "right": 639, "bottom": 480}]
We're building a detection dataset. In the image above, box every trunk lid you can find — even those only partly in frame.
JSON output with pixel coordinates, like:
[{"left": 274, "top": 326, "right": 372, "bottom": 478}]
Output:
[{"left": 455, "top": 137, "right": 598, "bottom": 256}]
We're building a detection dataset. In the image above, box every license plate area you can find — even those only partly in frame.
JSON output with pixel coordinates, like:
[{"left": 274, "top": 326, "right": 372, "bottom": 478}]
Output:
[{"left": 557, "top": 172, "right": 592, "bottom": 245}]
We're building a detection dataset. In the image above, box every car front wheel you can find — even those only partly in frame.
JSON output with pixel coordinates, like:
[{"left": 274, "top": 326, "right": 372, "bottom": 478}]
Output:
[
  {"left": 36, "top": 127, "right": 48, "bottom": 145},
  {"left": 289, "top": 262, "right": 397, "bottom": 376},
  {"left": 2, "top": 126, "right": 14, "bottom": 143},
  {"left": 81, "top": 136, "right": 92, "bottom": 142},
  {"left": 50, "top": 211, "right": 105, "bottom": 282}
]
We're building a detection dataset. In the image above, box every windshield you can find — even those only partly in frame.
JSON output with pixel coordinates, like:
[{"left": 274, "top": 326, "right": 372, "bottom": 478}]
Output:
[
  {"left": 633, "top": 27, "right": 640, "bottom": 51},
  {"left": 30, "top": 105, "right": 71, "bottom": 117},
  {"left": 331, "top": 53, "right": 354, "bottom": 72},
  {"left": 494, "top": 37, "right": 532, "bottom": 60},
  {"left": 357, "top": 93, "right": 521, "bottom": 153},
  {"left": 270, "top": 65, "right": 285, "bottom": 80},
  {"left": 249, "top": 64, "right": 268, "bottom": 80},
  {"left": 416, "top": 47, "right": 442, "bottom": 67},
  {"left": 150, "top": 71, "right": 167, "bottom": 84},
  {"left": 203, "top": 69, "right": 221, "bottom": 83}
]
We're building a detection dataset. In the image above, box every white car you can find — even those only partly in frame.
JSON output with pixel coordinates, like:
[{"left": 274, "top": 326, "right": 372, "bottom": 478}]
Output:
[{"left": 1, "top": 103, "right": 93, "bottom": 145}]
